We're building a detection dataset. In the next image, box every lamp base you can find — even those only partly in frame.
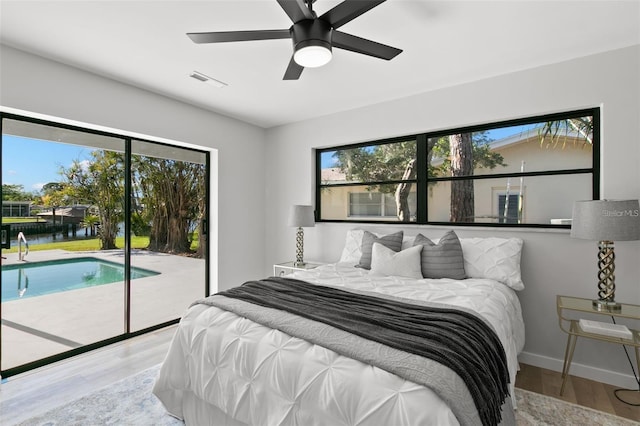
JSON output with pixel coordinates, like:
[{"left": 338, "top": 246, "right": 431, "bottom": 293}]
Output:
[
  {"left": 295, "top": 227, "right": 304, "bottom": 265},
  {"left": 592, "top": 299, "right": 622, "bottom": 312}
]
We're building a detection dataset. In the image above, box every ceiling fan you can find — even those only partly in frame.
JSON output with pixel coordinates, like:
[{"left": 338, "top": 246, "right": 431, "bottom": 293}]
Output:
[{"left": 187, "top": 0, "right": 402, "bottom": 80}]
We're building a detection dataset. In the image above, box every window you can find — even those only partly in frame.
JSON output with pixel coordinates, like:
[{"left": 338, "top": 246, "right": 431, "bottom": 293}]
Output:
[
  {"left": 348, "top": 192, "right": 417, "bottom": 218},
  {"left": 350, "top": 192, "right": 386, "bottom": 217},
  {"left": 498, "top": 193, "right": 521, "bottom": 224},
  {"left": 1, "top": 112, "right": 210, "bottom": 378},
  {"left": 316, "top": 108, "right": 599, "bottom": 228},
  {"left": 319, "top": 138, "right": 418, "bottom": 222}
]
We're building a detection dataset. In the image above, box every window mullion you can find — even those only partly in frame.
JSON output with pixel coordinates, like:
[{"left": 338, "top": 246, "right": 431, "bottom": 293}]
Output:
[{"left": 416, "top": 134, "right": 428, "bottom": 223}]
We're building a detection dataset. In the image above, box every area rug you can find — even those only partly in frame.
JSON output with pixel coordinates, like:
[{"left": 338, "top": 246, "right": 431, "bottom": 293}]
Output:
[
  {"left": 514, "top": 388, "right": 638, "bottom": 426},
  {"left": 12, "top": 364, "right": 639, "bottom": 425}
]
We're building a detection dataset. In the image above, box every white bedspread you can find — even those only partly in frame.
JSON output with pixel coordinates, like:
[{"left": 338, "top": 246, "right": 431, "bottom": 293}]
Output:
[{"left": 153, "top": 263, "right": 525, "bottom": 426}]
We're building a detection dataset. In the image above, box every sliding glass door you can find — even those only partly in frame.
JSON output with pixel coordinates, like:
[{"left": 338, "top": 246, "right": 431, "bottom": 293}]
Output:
[
  {"left": 0, "top": 113, "right": 209, "bottom": 377},
  {"left": 129, "top": 140, "right": 208, "bottom": 331}
]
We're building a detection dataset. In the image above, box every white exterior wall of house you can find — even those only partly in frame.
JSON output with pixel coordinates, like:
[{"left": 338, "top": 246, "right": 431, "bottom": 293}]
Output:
[
  {"left": 428, "top": 135, "right": 593, "bottom": 223},
  {"left": 0, "top": 44, "right": 267, "bottom": 293},
  {"left": 320, "top": 185, "right": 351, "bottom": 220},
  {"left": 265, "top": 45, "right": 640, "bottom": 388}
]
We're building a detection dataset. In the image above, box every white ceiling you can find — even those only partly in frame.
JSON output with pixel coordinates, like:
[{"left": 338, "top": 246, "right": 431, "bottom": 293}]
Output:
[{"left": 1, "top": 1, "right": 638, "bottom": 128}]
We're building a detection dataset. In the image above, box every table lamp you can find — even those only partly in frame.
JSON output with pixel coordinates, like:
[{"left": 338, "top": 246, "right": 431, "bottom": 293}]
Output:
[
  {"left": 571, "top": 199, "right": 640, "bottom": 311},
  {"left": 288, "top": 205, "right": 315, "bottom": 266}
]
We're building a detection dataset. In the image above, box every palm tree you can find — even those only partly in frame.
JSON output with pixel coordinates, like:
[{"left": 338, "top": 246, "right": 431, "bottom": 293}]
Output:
[
  {"left": 81, "top": 214, "right": 100, "bottom": 236},
  {"left": 539, "top": 117, "right": 593, "bottom": 147}
]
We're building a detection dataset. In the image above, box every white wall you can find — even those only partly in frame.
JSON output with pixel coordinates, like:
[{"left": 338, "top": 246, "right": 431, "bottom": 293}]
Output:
[
  {"left": 265, "top": 45, "right": 640, "bottom": 387},
  {"left": 0, "top": 44, "right": 267, "bottom": 293}
]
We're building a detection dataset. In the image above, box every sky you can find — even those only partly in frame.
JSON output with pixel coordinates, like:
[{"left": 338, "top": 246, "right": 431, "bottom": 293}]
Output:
[
  {"left": 2, "top": 135, "right": 93, "bottom": 193},
  {"left": 320, "top": 124, "right": 537, "bottom": 168}
]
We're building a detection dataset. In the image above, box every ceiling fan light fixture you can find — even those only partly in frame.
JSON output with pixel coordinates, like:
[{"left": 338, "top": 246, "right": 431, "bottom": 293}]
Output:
[
  {"left": 294, "top": 40, "right": 332, "bottom": 68},
  {"left": 290, "top": 19, "right": 333, "bottom": 68}
]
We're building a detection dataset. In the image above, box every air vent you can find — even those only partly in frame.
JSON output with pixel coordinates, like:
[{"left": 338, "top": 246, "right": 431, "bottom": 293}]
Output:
[{"left": 189, "top": 71, "right": 227, "bottom": 88}]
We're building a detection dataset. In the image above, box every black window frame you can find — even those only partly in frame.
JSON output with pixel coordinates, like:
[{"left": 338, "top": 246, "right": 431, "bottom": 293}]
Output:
[{"left": 315, "top": 107, "right": 600, "bottom": 229}]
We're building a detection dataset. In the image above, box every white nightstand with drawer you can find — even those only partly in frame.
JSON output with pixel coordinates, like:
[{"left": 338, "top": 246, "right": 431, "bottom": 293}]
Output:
[{"left": 273, "top": 261, "right": 323, "bottom": 277}]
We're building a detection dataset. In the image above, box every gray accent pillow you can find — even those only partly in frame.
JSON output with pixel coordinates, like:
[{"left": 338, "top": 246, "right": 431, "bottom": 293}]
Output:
[
  {"left": 413, "top": 231, "right": 466, "bottom": 279},
  {"left": 357, "top": 231, "right": 404, "bottom": 270}
]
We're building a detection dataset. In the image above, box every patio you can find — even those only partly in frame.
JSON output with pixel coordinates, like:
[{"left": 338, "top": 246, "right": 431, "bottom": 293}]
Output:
[{"left": 1, "top": 248, "right": 205, "bottom": 371}]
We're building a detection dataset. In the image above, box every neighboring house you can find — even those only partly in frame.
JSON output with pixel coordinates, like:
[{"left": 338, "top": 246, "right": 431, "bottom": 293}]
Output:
[
  {"left": 1, "top": 200, "right": 32, "bottom": 217},
  {"left": 321, "top": 131, "right": 591, "bottom": 224},
  {"left": 36, "top": 205, "right": 92, "bottom": 225}
]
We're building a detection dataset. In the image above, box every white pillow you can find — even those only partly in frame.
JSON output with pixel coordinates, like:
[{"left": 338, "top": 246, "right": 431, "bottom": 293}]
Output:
[
  {"left": 460, "top": 237, "right": 524, "bottom": 290},
  {"left": 339, "top": 229, "right": 366, "bottom": 263},
  {"left": 370, "top": 243, "right": 423, "bottom": 279}
]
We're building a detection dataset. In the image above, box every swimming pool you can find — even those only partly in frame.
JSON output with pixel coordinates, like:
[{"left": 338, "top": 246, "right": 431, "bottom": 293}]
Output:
[{"left": 1, "top": 257, "right": 160, "bottom": 302}]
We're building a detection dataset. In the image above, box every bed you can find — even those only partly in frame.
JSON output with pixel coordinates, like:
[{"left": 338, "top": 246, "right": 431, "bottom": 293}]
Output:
[{"left": 153, "top": 230, "right": 526, "bottom": 426}]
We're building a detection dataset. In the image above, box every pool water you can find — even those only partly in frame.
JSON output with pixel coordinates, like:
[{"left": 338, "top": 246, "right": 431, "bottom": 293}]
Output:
[{"left": 1, "top": 257, "right": 160, "bottom": 302}]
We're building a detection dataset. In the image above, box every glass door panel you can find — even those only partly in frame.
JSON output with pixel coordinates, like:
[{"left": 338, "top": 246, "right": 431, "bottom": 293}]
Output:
[
  {"left": 1, "top": 118, "right": 126, "bottom": 372},
  {"left": 129, "top": 140, "right": 207, "bottom": 331}
]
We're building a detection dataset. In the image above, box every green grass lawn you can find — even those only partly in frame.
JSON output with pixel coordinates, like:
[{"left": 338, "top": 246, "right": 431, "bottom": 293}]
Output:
[
  {"left": 2, "top": 217, "right": 200, "bottom": 253},
  {"left": 2, "top": 217, "right": 46, "bottom": 224},
  {"left": 2, "top": 236, "right": 199, "bottom": 253},
  {"left": 2, "top": 236, "right": 151, "bottom": 253}
]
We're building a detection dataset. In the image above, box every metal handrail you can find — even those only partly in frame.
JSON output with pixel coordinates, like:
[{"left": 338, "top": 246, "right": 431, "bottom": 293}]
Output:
[{"left": 17, "top": 231, "right": 29, "bottom": 261}]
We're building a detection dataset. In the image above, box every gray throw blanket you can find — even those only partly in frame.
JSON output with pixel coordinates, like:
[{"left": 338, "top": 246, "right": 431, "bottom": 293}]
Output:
[{"left": 196, "top": 277, "right": 513, "bottom": 426}]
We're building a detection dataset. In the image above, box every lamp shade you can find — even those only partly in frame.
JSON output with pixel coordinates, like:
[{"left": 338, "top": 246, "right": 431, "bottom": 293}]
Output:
[
  {"left": 288, "top": 205, "right": 315, "bottom": 228},
  {"left": 570, "top": 199, "right": 640, "bottom": 241}
]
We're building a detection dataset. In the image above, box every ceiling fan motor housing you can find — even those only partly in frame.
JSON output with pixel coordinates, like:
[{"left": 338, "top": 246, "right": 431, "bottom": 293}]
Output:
[{"left": 290, "top": 19, "right": 333, "bottom": 58}]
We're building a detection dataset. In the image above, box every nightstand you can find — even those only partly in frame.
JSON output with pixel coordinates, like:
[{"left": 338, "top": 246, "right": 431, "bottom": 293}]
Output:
[
  {"left": 557, "top": 295, "right": 640, "bottom": 395},
  {"left": 273, "top": 261, "right": 323, "bottom": 277}
]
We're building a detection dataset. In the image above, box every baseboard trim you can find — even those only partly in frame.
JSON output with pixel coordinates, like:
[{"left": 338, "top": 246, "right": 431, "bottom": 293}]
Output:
[{"left": 518, "top": 351, "right": 638, "bottom": 389}]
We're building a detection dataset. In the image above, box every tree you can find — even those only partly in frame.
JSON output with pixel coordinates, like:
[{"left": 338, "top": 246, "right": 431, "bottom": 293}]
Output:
[
  {"left": 62, "top": 151, "right": 124, "bottom": 250},
  {"left": 194, "top": 165, "right": 207, "bottom": 259},
  {"left": 334, "top": 141, "right": 417, "bottom": 222},
  {"left": 81, "top": 214, "right": 100, "bottom": 236},
  {"left": 332, "top": 133, "right": 505, "bottom": 222},
  {"left": 449, "top": 133, "right": 475, "bottom": 222},
  {"left": 41, "top": 182, "right": 65, "bottom": 225},
  {"left": 430, "top": 131, "right": 504, "bottom": 222},
  {"left": 2, "top": 184, "right": 26, "bottom": 201},
  {"left": 2, "top": 184, "right": 39, "bottom": 202},
  {"left": 539, "top": 117, "right": 593, "bottom": 148},
  {"left": 394, "top": 158, "right": 415, "bottom": 222},
  {"left": 132, "top": 156, "right": 206, "bottom": 256}
]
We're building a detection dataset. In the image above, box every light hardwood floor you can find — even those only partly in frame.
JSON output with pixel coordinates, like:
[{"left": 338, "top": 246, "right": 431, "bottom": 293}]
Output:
[
  {"left": 0, "top": 325, "right": 177, "bottom": 425},
  {"left": 515, "top": 362, "right": 640, "bottom": 422},
  {"left": 1, "top": 325, "right": 639, "bottom": 424}
]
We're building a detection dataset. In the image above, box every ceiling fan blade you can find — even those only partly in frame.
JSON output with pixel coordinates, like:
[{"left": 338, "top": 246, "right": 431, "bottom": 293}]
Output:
[
  {"left": 332, "top": 31, "right": 402, "bottom": 60},
  {"left": 283, "top": 56, "right": 304, "bottom": 80},
  {"left": 277, "top": 0, "right": 315, "bottom": 23},
  {"left": 187, "top": 29, "right": 291, "bottom": 44},
  {"left": 320, "top": 0, "right": 386, "bottom": 29}
]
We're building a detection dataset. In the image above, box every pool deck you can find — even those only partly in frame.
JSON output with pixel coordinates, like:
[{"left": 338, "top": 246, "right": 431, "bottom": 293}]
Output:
[{"left": 1, "top": 249, "right": 205, "bottom": 371}]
